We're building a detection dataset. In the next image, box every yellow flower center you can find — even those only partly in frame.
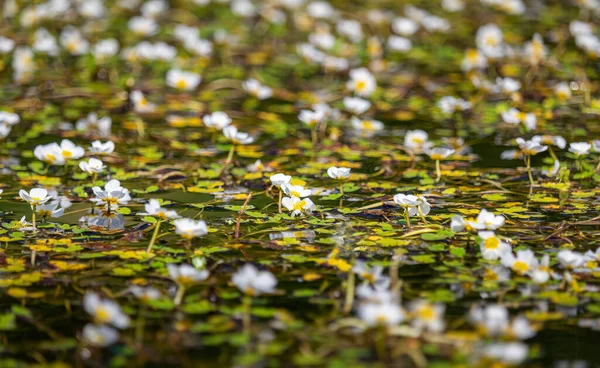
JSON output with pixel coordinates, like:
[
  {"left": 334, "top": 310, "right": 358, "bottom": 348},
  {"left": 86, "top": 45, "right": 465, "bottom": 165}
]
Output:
[
  {"left": 95, "top": 307, "right": 111, "bottom": 323},
  {"left": 292, "top": 200, "right": 306, "bottom": 212},
  {"left": 176, "top": 79, "right": 187, "bottom": 89},
  {"left": 484, "top": 237, "right": 499, "bottom": 249},
  {"left": 418, "top": 306, "right": 435, "bottom": 320},
  {"left": 513, "top": 261, "right": 529, "bottom": 274},
  {"left": 355, "top": 80, "right": 366, "bottom": 92}
]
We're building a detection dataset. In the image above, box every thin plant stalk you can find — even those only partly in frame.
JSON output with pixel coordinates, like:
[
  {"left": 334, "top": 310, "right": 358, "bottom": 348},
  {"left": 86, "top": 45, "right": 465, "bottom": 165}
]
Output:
[
  {"left": 174, "top": 285, "right": 186, "bottom": 306},
  {"left": 278, "top": 189, "right": 282, "bottom": 214},
  {"left": 404, "top": 207, "right": 411, "bottom": 230},
  {"left": 339, "top": 182, "right": 344, "bottom": 209},
  {"left": 435, "top": 159, "right": 441, "bottom": 183},
  {"left": 525, "top": 155, "right": 534, "bottom": 186},
  {"left": 146, "top": 220, "right": 162, "bottom": 253},
  {"left": 242, "top": 295, "right": 252, "bottom": 334},
  {"left": 343, "top": 268, "right": 355, "bottom": 315},
  {"left": 31, "top": 205, "right": 37, "bottom": 229}
]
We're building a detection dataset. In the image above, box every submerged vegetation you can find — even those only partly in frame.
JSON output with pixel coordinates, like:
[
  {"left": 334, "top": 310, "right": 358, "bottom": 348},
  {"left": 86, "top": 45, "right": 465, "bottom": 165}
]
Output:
[{"left": 1, "top": 0, "right": 600, "bottom": 366}]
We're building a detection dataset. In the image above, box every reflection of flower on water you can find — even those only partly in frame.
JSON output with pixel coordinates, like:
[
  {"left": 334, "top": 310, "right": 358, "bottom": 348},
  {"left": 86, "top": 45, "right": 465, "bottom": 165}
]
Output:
[{"left": 81, "top": 209, "right": 125, "bottom": 230}]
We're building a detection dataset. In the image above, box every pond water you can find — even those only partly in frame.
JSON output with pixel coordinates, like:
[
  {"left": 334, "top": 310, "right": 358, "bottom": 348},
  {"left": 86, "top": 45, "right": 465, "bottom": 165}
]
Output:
[{"left": 0, "top": 0, "right": 600, "bottom": 367}]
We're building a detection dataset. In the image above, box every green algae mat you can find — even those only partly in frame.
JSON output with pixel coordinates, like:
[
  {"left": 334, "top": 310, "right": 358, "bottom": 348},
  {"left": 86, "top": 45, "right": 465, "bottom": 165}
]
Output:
[{"left": 0, "top": 0, "right": 600, "bottom": 366}]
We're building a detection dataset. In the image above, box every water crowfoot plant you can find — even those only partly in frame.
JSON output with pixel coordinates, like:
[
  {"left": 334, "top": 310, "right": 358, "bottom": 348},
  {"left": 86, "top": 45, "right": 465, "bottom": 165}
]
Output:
[
  {"left": 232, "top": 264, "right": 277, "bottom": 334},
  {"left": 19, "top": 188, "right": 51, "bottom": 229},
  {"left": 167, "top": 264, "right": 209, "bottom": 306},
  {"left": 139, "top": 199, "right": 181, "bottom": 253}
]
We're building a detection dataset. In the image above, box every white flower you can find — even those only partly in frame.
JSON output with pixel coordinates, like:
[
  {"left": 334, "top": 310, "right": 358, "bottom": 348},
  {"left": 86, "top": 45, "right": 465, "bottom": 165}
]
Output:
[
  {"left": 60, "top": 27, "right": 89, "bottom": 55},
  {"left": 350, "top": 117, "right": 384, "bottom": 136},
  {"left": 568, "top": 142, "right": 592, "bottom": 156},
  {"left": 223, "top": 125, "right": 254, "bottom": 145},
  {"left": 166, "top": 69, "right": 201, "bottom": 91},
  {"left": 358, "top": 302, "right": 404, "bottom": 327},
  {"left": 476, "top": 24, "right": 504, "bottom": 58},
  {"left": 327, "top": 166, "right": 351, "bottom": 180},
  {"left": 483, "top": 342, "right": 529, "bottom": 365},
  {"left": 173, "top": 218, "right": 208, "bottom": 240},
  {"left": 242, "top": 79, "right": 272, "bottom": 100},
  {"left": 232, "top": 264, "right": 277, "bottom": 296},
  {"left": 128, "top": 16, "right": 159, "bottom": 36},
  {"left": 495, "top": 77, "right": 521, "bottom": 94},
  {"left": 306, "top": 1, "right": 335, "bottom": 19},
  {"left": 281, "top": 196, "right": 316, "bottom": 217},
  {"left": 392, "top": 17, "right": 419, "bottom": 36},
  {"left": 393, "top": 194, "right": 431, "bottom": 217},
  {"left": 90, "top": 140, "right": 115, "bottom": 155},
  {"left": 0, "top": 111, "right": 19, "bottom": 126},
  {"left": 553, "top": 82, "right": 572, "bottom": 100},
  {"left": 469, "top": 304, "right": 508, "bottom": 336},
  {"left": 461, "top": 49, "right": 488, "bottom": 71},
  {"left": 83, "top": 292, "right": 130, "bottom": 328},
  {"left": 19, "top": 188, "right": 51, "bottom": 207},
  {"left": 92, "top": 38, "right": 119, "bottom": 61},
  {"left": 387, "top": 35, "right": 412, "bottom": 52},
  {"left": 442, "top": 0, "right": 465, "bottom": 11},
  {"left": 32, "top": 28, "right": 58, "bottom": 56},
  {"left": 0, "top": 36, "right": 15, "bottom": 53},
  {"left": 129, "top": 286, "right": 161, "bottom": 301},
  {"left": 474, "top": 209, "right": 506, "bottom": 230},
  {"left": 501, "top": 249, "right": 538, "bottom": 275},
  {"left": 409, "top": 300, "right": 446, "bottom": 333},
  {"left": 79, "top": 158, "right": 105, "bottom": 174},
  {"left": 91, "top": 179, "right": 131, "bottom": 209},
  {"left": 523, "top": 33, "right": 547, "bottom": 66},
  {"left": 557, "top": 250, "right": 585, "bottom": 269},
  {"left": 82, "top": 324, "right": 119, "bottom": 347},
  {"left": 130, "top": 90, "right": 156, "bottom": 113},
  {"left": 57, "top": 139, "right": 85, "bottom": 161},
  {"left": 343, "top": 97, "right": 371, "bottom": 115},
  {"left": 203, "top": 111, "right": 232, "bottom": 130},
  {"left": 270, "top": 173, "right": 292, "bottom": 187},
  {"left": 337, "top": 19, "right": 363, "bottom": 42},
  {"left": 516, "top": 138, "right": 547, "bottom": 155},
  {"left": 478, "top": 231, "right": 511, "bottom": 261},
  {"left": 353, "top": 261, "right": 384, "bottom": 284},
  {"left": 34, "top": 143, "right": 65, "bottom": 165},
  {"left": 139, "top": 199, "right": 180, "bottom": 220},
  {"left": 36, "top": 202, "right": 64, "bottom": 219},
  {"left": 141, "top": 0, "right": 168, "bottom": 18},
  {"left": 281, "top": 183, "right": 312, "bottom": 198},
  {"left": 298, "top": 109, "right": 326, "bottom": 127},
  {"left": 528, "top": 254, "right": 551, "bottom": 284},
  {"left": 532, "top": 135, "right": 566, "bottom": 149},
  {"left": 346, "top": 68, "right": 376, "bottom": 97},
  {"left": 76, "top": 113, "right": 112, "bottom": 137},
  {"left": 502, "top": 108, "right": 536, "bottom": 131},
  {"left": 404, "top": 130, "right": 430, "bottom": 152},
  {"left": 426, "top": 147, "right": 455, "bottom": 160},
  {"left": 438, "top": 96, "right": 472, "bottom": 115},
  {"left": 167, "top": 263, "right": 209, "bottom": 286},
  {"left": 79, "top": 0, "right": 105, "bottom": 19},
  {"left": 594, "top": 140, "right": 600, "bottom": 152}
]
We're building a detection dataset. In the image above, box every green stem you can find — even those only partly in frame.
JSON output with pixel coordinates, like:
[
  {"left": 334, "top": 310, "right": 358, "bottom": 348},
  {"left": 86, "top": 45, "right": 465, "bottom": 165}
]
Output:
[
  {"left": 404, "top": 207, "right": 411, "bottom": 230},
  {"left": 375, "top": 325, "right": 387, "bottom": 362},
  {"left": 339, "top": 182, "right": 344, "bottom": 209},
  {"left": 135, "top": 305, "right": 146, "bottom": 346},
  {"left": 146, "top": 220, "right": 162, "bottom": 253},
  {"left": 418, "top": 206, "right": 428, "bottom": 224},
  {"left": 31, "top": 205, "right": 36, "bottom": 229},
  {"left": 174, "top": 285, "right": 186, "bottom": 306},
  {"left": 242, "top": 295, "right": 252, "bottom": 334},
  {"left": 343, "top": 268, "right": 355, "bottom": 315},
  {"left": 435, "top": 159, "right": 441, "bottom": 183},
  {"left": 278, "top": 190, "right": 282, "bottom": 214},
  {"left": 526, "top": 155, "right": 534, "bottom": 186},
  {"left": 578, "top": 156, "right": 584, "bottom": 173},
  {"left": 226, "top": 144, "right": 236, "bottom": 164},
  {"left": 548, "top": 146, "right": 557, "bottom": 162}
]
